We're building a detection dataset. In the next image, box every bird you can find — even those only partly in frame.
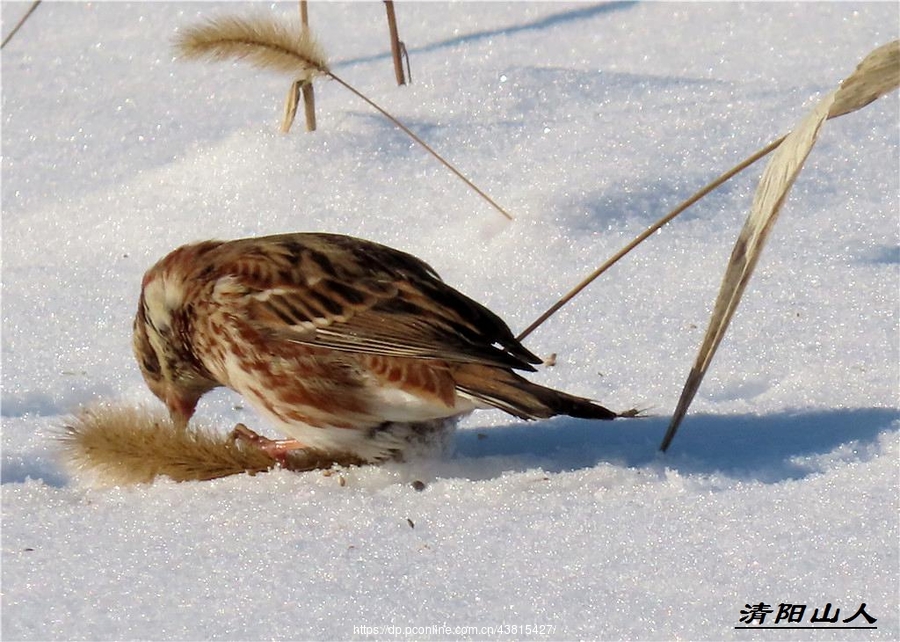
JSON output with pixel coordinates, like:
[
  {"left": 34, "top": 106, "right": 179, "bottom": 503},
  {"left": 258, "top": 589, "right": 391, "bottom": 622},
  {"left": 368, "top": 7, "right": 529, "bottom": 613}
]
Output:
[{"left": 132, "top": 232, "right": 617, "bottom": 464}]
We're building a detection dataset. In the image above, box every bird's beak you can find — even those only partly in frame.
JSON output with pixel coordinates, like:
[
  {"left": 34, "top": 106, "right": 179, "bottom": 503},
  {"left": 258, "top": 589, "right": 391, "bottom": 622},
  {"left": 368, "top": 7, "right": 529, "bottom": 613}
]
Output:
[{"left": 166, "top": 391, "right": 197, "bottom": 430}]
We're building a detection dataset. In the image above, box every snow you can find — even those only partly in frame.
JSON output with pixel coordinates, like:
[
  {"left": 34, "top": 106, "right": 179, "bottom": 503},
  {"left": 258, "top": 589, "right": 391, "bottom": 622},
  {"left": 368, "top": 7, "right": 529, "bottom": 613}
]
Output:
[{"left": 1, "top": 2, "right": 898, "bottom": 640}]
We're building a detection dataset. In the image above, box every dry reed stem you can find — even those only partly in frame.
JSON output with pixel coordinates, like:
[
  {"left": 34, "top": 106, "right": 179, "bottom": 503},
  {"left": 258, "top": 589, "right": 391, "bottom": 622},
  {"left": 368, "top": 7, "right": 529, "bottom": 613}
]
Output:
[
  {"left": 516, "top": 136, "right": 786, "bottom": 342},
  {"left": 326, "top": 73, "right": 513, "bottom": 220},
  {"left": 299, "top": 1, "right": 317, "bottom": 132},
  {"left": 277, "top": 5, "right": 317, "bottom": 134},
  {"left": 384, "top": 1, "right": 406, "bottom": 86},
  {"left": 60, "top": 404, "right": 361, "bottom": 485},
  {"left": 1, "top": 0, "right": 42, "bottom": 50},
  {"left": 660, "top": 39, "right": 899, "bottom": 451},
  {"left": 301, "top": 80, "right": 317, "bottom": 132},
  {"left": 299, "top": 0, "right": 309, "bottom": 25}
]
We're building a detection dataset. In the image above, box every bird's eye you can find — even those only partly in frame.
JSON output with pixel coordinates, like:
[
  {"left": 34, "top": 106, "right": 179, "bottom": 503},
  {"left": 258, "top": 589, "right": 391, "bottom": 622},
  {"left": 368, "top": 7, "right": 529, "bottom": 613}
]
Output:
[{"left": 142, "top": 352, "right": 162, "bottom": 377}]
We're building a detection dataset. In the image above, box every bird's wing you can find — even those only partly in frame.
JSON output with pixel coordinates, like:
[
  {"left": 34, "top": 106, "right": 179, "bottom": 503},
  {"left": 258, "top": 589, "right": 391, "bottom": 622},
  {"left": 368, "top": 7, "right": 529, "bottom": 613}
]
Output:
[{"left": 216, "top": 233, "right": 541, "bottom": 371}]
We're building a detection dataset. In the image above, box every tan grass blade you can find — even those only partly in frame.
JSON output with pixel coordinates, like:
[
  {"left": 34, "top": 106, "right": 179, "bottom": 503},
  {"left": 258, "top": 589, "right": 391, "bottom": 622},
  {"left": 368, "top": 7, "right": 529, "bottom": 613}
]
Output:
[
  {"left": 174, "top": 13, "right": 328, "bottom": 79},
  {"left": 60, "top": 404, "right": 359, "bottom": 485},
  {"left": 299, "top": 3, "right": 318, "bottom": 132},
  {"left": 281, "top": 78, "right": 303, "bottom": 133},
  {"left": 385, "top": 0, "right": 407, "bottom": 86},
  {"left": 660, "top": 97, "right": 833, "bottom": 452},
  {"left": 660, "top": 40, "right": 899, "bottom": 452},
  {"left": 829, "top": 40, "right": 900, "bottom": 118}
]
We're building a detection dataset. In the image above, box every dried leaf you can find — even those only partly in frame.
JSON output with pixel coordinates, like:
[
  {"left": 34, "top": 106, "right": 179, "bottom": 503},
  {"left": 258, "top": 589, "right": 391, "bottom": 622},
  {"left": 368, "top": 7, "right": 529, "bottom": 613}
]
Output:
[
  {"left": 281, "top": 79, "right": 302, "bottom": 133},
  {"left": 829, "top": 39, "right": 899, "bottom": 119},
  {"left": 661, "top": 40, "right": 899, "bottom": 451}
]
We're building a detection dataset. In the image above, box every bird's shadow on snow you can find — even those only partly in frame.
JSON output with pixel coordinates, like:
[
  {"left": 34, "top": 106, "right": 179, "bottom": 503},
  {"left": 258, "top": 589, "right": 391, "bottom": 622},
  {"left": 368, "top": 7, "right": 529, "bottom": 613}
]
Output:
[{"left": 448, "top": 408, "right": 899, "bottom": 484}]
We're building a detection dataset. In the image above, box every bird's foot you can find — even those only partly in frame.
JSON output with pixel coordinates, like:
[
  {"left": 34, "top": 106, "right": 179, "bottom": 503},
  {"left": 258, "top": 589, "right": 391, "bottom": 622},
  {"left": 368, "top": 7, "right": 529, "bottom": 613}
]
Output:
[{"left": 230, "top": 423, "right": 306, "bottom": 465}]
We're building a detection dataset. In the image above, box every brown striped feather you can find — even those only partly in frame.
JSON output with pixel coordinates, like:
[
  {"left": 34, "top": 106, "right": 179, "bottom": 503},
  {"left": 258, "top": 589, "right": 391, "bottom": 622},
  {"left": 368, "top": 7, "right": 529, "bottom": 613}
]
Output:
[{"left": 200, "top": 233, "right": 541, "bottom": 370}]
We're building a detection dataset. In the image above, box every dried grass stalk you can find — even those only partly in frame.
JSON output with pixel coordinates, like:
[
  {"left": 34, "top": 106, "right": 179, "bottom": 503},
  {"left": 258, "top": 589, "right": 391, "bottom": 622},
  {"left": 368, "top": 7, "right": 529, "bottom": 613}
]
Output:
[
  {"left": 1, "top": 0, "right": 42, "bottom": 50},
  {"left": 174, "top": 13, "right": 328, "bottom": 80},
  {"left": 301, "top": 81, "right": 317, "bottom": 132},
  {"left": 173, "top": 12, "right": 513, "bottom": 220},
  {"left": 384, "top": 0, "right": 406, "bottom": 86},
  {"left": 515, "top": 138, "right": 786, "bottom": 342},
  {"left": 299, "top": 2, "right": 318, "bottom": 132},
  {"left": 60, "top": 404, "right": 360, "bottom": 485},
  {"left": 522, "top": 40, "right": 899, "bottom": 344},
  {"left": 660, "top": 39, "right": 899, "bottom": 452}
]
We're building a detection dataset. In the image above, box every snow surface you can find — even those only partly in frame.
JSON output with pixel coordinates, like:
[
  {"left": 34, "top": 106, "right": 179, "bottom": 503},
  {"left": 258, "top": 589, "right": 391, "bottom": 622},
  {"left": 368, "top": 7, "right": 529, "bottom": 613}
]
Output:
[{"left": 2, "top": 2, "right": 898, "bottom": 640}]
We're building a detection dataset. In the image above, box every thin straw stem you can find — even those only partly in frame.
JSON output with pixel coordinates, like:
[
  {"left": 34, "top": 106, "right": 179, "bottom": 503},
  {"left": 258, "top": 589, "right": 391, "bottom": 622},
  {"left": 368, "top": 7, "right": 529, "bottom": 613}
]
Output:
[
  {"left": 516, "top": 135, "right": 786, "bottom": 341},
  {"left": 384, "top": 1, "right": 406, "bottom": 86},
  {"left": 1, "top": 0, "right": 42, "bottom": 49},
  {"left": 327, "top": 71, "right": 514, "bottom": 220},
  {"left": 299, "top": 0, "right": 317, "bottom": 132}
]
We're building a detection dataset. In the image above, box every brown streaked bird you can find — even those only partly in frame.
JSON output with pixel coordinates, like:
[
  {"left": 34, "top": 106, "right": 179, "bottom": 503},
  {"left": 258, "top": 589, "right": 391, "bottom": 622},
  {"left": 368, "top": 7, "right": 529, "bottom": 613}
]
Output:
[{"left": 133, "top": 233, "right": 617, "bottom": 463}]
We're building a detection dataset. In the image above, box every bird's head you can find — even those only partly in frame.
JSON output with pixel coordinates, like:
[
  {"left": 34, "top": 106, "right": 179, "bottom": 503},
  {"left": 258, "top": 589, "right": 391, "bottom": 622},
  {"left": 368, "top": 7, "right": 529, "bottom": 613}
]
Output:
[{"left": 133, "top": 250, "right": 218, "bottom": 429}]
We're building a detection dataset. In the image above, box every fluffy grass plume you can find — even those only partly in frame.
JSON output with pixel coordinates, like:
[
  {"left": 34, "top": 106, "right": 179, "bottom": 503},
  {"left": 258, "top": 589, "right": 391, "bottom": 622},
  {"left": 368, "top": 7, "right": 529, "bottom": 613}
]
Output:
[
  {"left": 60, "top": 405, "right": 360, "bottom": 485},
  {"left": 174, "top": 13, "right": 328, "bottom": 80}
]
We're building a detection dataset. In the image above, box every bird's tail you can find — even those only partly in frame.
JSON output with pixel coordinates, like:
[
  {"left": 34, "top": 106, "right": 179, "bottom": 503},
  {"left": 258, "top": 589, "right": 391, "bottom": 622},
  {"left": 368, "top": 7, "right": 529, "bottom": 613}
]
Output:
[{"left": 453, "top": 364, "right": 617, "bottom": 421}]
